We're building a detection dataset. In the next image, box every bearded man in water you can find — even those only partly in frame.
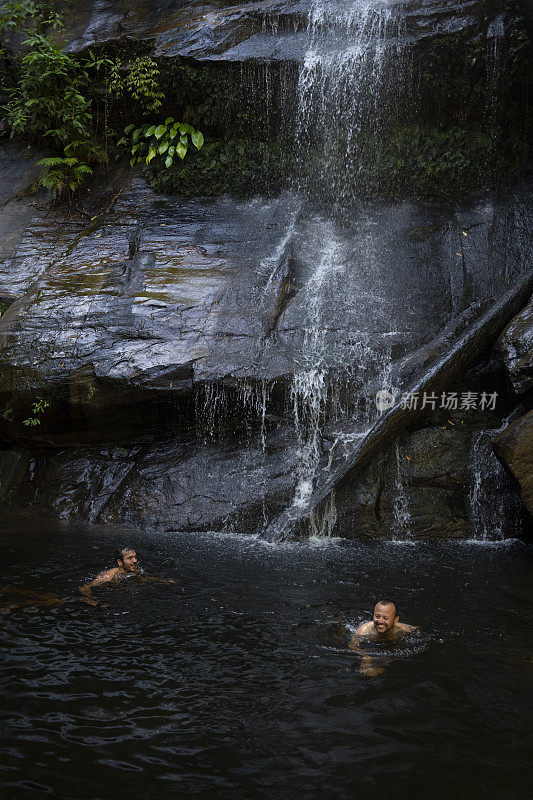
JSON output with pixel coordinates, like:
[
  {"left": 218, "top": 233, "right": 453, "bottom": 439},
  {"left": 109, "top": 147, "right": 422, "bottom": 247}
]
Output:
[
  {"left": 79, "top": 547, "right": 140, "bottom": 605},
  {"left": 348, "top": 600, "right": 417, "bottom": 676}
]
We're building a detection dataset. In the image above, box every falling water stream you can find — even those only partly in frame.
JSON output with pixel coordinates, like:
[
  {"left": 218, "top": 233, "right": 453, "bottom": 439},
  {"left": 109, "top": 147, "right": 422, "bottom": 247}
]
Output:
[{"left": 278, "top": 0, "right": 407, "bottom": 518}]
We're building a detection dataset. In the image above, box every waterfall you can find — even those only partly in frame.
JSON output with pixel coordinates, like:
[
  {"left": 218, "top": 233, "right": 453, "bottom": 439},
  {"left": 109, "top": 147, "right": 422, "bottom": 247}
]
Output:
[
  {"left": 295, "top": 0, "right": 407, "bottom": 202},
  {"left": 290, "top": 238, "right": 342, "bottom": 507},
  {"left": 285, "top": 0, "right": 406, "bottom": 517}
]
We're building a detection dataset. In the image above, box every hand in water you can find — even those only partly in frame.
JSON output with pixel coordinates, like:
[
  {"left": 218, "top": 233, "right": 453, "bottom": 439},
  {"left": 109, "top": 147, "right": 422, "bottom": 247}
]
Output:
[{"left": 361, "top": 664, "right": 385, "bottom": 677}]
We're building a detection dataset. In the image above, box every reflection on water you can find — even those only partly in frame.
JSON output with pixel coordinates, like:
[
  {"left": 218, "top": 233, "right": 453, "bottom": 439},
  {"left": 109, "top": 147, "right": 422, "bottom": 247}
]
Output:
[{"left": 1, "top": 518, "right": 532, "bottom": 800}]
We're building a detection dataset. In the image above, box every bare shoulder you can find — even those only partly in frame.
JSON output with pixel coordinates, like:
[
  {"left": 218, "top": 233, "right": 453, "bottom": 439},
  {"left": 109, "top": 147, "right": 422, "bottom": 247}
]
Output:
[
  {"left": 354, "top": 621, "right": 374, "bottom": 636},
  {"left": 91, "top": 567, "right": 120, "bottom": 585},
  {"left": 397, "top": 622, "right": 418, "bottom": 633}
]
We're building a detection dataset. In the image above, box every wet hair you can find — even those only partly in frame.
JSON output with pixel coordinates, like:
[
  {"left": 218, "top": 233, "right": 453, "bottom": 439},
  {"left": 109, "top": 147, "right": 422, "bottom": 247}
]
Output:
[
  {"left": 115, "top": 547, "right": 135, "bottom": 564},
  {"left": 375, "top": 600, "right": 399, "bottom": 617}
]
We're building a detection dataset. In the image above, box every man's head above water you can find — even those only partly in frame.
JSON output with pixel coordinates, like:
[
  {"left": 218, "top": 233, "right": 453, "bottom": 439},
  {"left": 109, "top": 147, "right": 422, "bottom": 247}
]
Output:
[
  {"left": 372, "top": 600, "right": 399, "bottom": 635},
  {"left": 114, "top": 548, "right": 138, "bottom": 573}
]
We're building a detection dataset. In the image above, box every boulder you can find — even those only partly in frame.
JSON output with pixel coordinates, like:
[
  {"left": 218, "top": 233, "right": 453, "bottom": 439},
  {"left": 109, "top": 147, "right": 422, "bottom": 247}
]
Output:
[
  {"left": 493, "top": 410, "right": 533, "bottom": 515},
  {"left": 496, "top": 296, "right": 533, "bottom": 396}
]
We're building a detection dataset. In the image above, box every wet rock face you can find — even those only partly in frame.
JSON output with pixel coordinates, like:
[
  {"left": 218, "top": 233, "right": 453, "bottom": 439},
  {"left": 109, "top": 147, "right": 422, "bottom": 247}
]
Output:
[
  {"left": 335, "top": 426, "right": 473, "bottom": 540},
  {"left": 493, "top": 410, "right": 533, "bottom": 516},
  {"left": 0, "top": 428, "right": 297, "bottom": 532},
  {"left": 334, "top": 419, "right": 526, "bottom": 541},
  {"left": 496, "top": 296, "right": 533, "bottom": 396},
  {"left": 61, "top": 0, "right": 503, "bottom": 61},
  {"left": 0, "top": 143, "right": 529, "bottom": 448}
]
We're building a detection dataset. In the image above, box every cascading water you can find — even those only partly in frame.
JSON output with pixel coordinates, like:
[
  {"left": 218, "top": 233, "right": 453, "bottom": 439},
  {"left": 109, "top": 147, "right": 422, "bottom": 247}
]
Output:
[
  {"left": 294, "top": 0, "right": 408, "bottom": 202},
  {"left": 193, "top": 0, "right": 529, "bottom": 542},
  {"left": 285, "top": 0, "right": 407, "bottom": 518}
]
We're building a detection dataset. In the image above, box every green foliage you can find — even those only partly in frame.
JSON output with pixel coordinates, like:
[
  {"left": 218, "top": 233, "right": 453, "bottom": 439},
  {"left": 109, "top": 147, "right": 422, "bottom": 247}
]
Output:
[
  {"left": 1, "top": 12, "right": 108, "bottom": 198},
  {"left": 22, "top": 396, "right": 49, "bottom": 426},
  {"left": 37, "top": 156, "right": 92, "bottom": 197},
  {"left": 108, "top": 55, "right": 164, "bottom": 114},
  {"left": 1, "top": 5, "right": 191, "bottom": 199},
  {"left": 148, "top": 137, "right": 291, "bottom": 198},
  {"left": 0, "top": 0, "right": 61, "bottom": 35},
  {"left": 5, "top": 31, "right": 92, "bottom": 144},
  {"left": 118, "top": 117, "right": 204, "bottom": 170}
]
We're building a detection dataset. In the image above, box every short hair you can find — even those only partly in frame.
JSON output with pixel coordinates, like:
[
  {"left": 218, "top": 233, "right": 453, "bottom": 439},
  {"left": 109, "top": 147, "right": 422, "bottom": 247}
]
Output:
[
  {"left": 115, "top": 547, "right": 135, "bottom": 563},
  {"left": 375, "top": 599, "right": 399, "bottom": 617}
]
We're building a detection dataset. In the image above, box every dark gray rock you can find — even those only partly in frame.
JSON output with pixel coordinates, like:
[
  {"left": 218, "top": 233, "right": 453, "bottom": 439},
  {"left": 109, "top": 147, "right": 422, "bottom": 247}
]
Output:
[
  {"left": 0, "top": 427, "right": 298, "bottom": 532},
  {"left": 335, "top": 421, "right": 525, "bottom": 540},
  {"left": 0, "top": 149, "right": 529, "bottom": 447},
  {"left": 493, "top": 410, "right": 533, "bottom": 516},
  {"left": 60, "top": 1, "right": 505, "bottom": 61},
  {"left": 496, "top": 296, "right": 533, "bottom": 396},
  {"left": 335, "top": 426, "right": 472, "bottom": 540}
]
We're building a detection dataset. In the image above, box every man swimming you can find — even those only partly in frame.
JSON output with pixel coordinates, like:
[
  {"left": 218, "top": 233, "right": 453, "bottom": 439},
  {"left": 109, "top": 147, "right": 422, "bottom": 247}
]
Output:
[
  {"left": 80, "top": 547, "right": 140, "bottom": 605},
  {"left": 348, "top": 600, "right": 417, "bottom": 676},
  {"left": 79, "top": 547, "right": 178, "bottom": 606}
]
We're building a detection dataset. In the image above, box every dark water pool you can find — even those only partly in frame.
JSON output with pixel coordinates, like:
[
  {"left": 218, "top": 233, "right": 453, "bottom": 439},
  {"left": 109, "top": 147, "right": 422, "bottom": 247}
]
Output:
[{"left": 1, "top": 520, "right": 532, "bottom": 800}]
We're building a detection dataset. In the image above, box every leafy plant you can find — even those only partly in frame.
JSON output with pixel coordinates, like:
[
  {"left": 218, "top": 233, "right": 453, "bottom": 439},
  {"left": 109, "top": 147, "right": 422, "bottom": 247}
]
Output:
[
  {"left": 22, "top": 396, "right": 50, "bottom": 426},
  {"left": 108, "top": 55, "right": 164, "bottom": 114},
  {"left": 37, "top": 156, "right": 92, "bottom": 197},
  {"left": 0, "top": 0, "right": 60, "bottom": 35},
  {"left": 118, "top": 117, "right": 204, "bottom": 169}
]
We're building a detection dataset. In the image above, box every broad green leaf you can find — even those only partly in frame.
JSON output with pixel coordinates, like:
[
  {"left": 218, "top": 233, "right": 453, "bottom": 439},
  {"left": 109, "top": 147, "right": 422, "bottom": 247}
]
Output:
[
  {"left": 168, "top": 146, "right": 175, "bottom": 157},
  {"left": 146, "top": 146, "right": 157, "bottom": 164},
  {"left": 124, "top": 124, "right": 135, "bottom": 134},
  {"left": 180, "top": 124, "right": 194, "bottom": 135},
  {"left": 191, "top": 130, "right": 204, "bottom": 150},
  {"left": 176, "top": 142, "right": 187, "bottom": 160},
  {"left": 130, "top": 157, "right": 136, "bottom": 167},
  {"left": 145, "top": 125, "right": 156, "bottom": 137},
  {"left": 154, "top": 124, "right": 167, "bottom": 139},
  {"left": 158, "top": 140, "right": 169, "bottom": 155},
  {"left": 165, "top": 117, "right": 174, "bottom": 126},
  {"left": 180, "top": 134, "right": 187, "bottom": 145},
  {"left": 165, "top": 155, "right": 173, "bottom": 168}
]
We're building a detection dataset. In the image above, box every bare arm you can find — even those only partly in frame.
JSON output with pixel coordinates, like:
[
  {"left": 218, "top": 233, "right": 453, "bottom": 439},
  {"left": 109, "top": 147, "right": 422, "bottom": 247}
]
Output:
[
  {"left": 79, "top": 569, "right": 116, "bottom": 605},
  {"left": 396, "top": 622, "right": 419, "bottom": 634},
  {"left": 139, "top": 573, "right": 180, "bottom": 586},
  {"left": 348, "top": 626, "right": 384, "bottom": 677}
]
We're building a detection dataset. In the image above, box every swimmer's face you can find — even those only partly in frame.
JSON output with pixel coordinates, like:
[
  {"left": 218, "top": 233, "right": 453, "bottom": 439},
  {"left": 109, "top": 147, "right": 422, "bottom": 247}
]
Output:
[
  {"left": 118, "top": 550, "right": 138, "bottom": 572},
  {"left": 373, "top": 603, "right": 398, "bottom": 635}
]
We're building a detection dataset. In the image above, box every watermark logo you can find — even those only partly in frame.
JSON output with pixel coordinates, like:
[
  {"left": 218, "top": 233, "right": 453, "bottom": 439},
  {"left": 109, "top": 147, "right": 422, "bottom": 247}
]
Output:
[
  {"left": 375, "top": 389, "right": 395, "bottom": 412},
  {"left": 375, "top": 389, "right": 498, "bottom": 412}
]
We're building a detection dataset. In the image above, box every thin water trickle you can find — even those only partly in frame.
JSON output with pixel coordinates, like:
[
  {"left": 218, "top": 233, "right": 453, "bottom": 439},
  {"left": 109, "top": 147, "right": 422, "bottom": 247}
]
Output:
[
  {"left": 391, "top": 439, "right": 412, "bottom": 541},
  {"left": 469, "top": 428, "right": 522, "bottom": 541}
]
